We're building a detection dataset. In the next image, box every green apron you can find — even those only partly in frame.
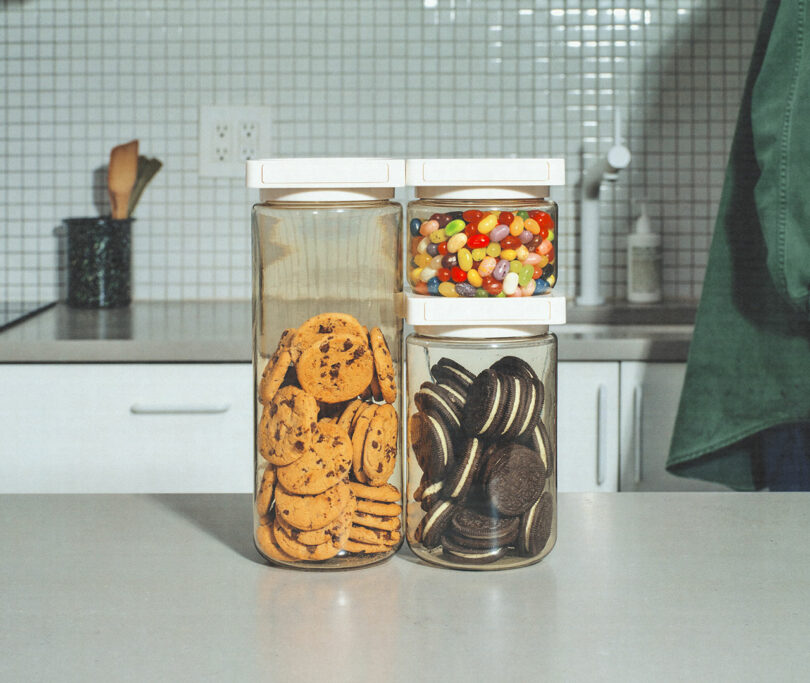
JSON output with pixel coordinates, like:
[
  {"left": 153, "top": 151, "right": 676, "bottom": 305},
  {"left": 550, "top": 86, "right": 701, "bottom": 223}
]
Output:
[{"left": 667, "top": 0, "right": 810, "bottom": 490}]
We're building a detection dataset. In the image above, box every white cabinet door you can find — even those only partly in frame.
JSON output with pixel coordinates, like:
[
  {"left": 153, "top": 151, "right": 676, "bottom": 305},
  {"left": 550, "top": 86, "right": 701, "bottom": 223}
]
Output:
[
  {"left": 557, "top": 362, "right": 620, "bottom": 492},
  {"left": 0, "top": 364, "right": 253, "bottom": 493},
  {"left": 619, "top": 362, "right": 727, "bottom": 491}
]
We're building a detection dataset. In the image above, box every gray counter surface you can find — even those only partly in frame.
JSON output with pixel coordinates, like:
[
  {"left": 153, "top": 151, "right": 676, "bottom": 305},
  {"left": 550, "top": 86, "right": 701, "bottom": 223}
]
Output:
[
  {"left": 2, "top": 493, "right": 807, "bottom": 682},
  {"left": 0, "top": 301, "right": 694, "bottom": 362}
]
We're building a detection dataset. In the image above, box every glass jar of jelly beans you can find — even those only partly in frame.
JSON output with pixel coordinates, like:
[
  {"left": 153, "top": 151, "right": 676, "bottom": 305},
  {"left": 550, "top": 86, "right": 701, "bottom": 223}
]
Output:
[
  {"left": 404, "top": 158, "right": 565, "bottom": 299},
  {"left": 246, "top": 158, "right": 406, "bottom": 570},
  {"left": 402, "top": 293, "right": 564, "bottom": 570}
]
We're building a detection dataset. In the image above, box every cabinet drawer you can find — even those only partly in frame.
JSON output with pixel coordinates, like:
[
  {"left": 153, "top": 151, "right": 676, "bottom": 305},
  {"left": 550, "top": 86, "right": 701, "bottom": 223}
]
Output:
[{"left": 0, "top": 364, "right": 253, "bottom": 493}]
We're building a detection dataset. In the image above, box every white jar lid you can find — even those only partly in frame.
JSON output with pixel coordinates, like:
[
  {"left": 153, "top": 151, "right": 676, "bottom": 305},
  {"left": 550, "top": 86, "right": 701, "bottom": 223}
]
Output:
[
  {"left": 406, "top": 158, "right": 565, "bottom": 200},
  {"left": 403, "top": 291, "right": 567, "bottom": 338},
  {"left": 246, "top": 158, "right": 405, "bottom": 201}
]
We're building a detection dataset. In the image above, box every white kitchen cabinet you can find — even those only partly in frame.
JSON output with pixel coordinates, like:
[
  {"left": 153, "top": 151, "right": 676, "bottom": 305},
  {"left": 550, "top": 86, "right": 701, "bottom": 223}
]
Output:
[
  {"left": 0, "top": 363, "right": 253, "bottom": 493},
  {"left": 557, "top": 362, "right": 620, "bottom": 492},
  {"left": 619, "top": 362, "right": 727, "bottom": 491}
]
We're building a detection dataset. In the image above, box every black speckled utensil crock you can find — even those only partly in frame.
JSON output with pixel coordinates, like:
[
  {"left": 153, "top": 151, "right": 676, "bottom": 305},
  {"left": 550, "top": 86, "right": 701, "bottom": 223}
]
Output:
[{"left": 65, "top": 217, "right": 132, "bottom": 308}]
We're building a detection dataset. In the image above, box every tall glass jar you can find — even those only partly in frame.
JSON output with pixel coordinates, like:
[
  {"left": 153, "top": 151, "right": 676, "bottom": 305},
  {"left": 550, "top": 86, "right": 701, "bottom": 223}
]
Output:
[
  {"left": 247, "top": 158, "right": 405, "bottom": 569},
  {"left": 403, "top": 295, "right": 564, "bottom": 570},
  {"left": 405, "top": 158, "right": 565, "bottom": 298}
]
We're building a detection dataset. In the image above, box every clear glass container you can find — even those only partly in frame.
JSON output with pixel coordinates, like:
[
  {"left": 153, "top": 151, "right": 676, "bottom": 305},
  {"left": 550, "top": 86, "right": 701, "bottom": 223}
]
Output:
[
  {"left": 407, "top": 199, "right": 558, "bottom": 297},
  {"left": 248, "top": 158, "right": 405, "bottom": 569},
  {"left": 405, "top": 332, "right": 557, "bottom": 570}
]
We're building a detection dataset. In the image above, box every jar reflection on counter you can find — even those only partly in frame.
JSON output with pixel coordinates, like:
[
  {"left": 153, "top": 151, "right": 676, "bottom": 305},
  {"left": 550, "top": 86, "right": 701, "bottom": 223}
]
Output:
[{"left": 405, "top": 333, "right": 557, "bottom": 570}]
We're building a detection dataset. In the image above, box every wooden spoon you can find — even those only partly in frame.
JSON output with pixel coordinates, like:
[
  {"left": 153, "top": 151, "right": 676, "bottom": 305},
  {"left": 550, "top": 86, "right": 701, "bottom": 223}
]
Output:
[
  {"left": 126, "top": 155, "right": 163, "bottom": 218},
  {"left": 108, "top": 140, "right": 139, "bottom": 219}
]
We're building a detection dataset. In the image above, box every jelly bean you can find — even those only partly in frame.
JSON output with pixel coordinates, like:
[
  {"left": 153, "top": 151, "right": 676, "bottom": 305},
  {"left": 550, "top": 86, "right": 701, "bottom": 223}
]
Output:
[
  {"left": 502, "top": 272, "right": 519, "bottom": 295},
  {"left": 410, "top": 218, "right": 422, "bottom": 236},
  {"left": 432, "top": 213, "right": 452, "bottom": 228},
  {"left": 437, "top": 267, "right": 451, "bottom": 282},
  {"left": 538, "top": 239, "right": 553, "bottom": 255},
  {"left": 530, "top": 211, "right": 555, "bottom": 231},
  {"left": 499, "top": 212, "right": 515, "bottom": 226},
  {"left": 438, "top": 281, "right": 459, "bottom": 297},
  {"left": 526, "top": 235, "right": 542, "bottom": 251},
  {"left": 547, "top": 245, "right": 555, "bottom": 262},
  {"left": 501, "top": 249, "right": 517, "bottom": 261},
  {"left": 429, "top": 255, "right": 443, "bottom": 270},
  {"left": 490, "top": 224, "right": 510, "bottom": 242},
  {"left": 429, "top": 229, "right": 447, "bottom": 244},
  {"left": 509, "top": 216, "right": 524, "bottom": 237},
  {"left": 500, "top": 235, "right": 521, "bottom": 251},
  {"left": 477, "top": 214, "right": 498, "bottom": 234},
  {"left": 471, "top": 247, "right": 487, "bottom": 262},
  {"left": 519, "top": 230, "right": 533, "bottom": 244},
  {"left": 414, "top": 281, "right": 429, "bottom": 295},
  {"left": 475, "top": 288, "right": 489, "bottom": 298},
  {"left": 539, "top": 226, "right": 550, "bottom": 240},
  {"left": 456, "top": 282, "right": 476, "bottom": 297},
  {"left": 547, "top": 229, "right": 554, "bottom": 242},
  {"left": 495, "top": 292, "right": 506, "bottom": 298},
  {"left": 442, "top": 254, "right": 458, "bottom": 269},
  {"left": 547, "top": 273, "right": 556, "bottom": 286},
  {"left": 532, "top": 264, "right": 544, "bottom": 279},
  {"left": 517, "top": 210, "right": 529, "bottom": 219},
  {"left": 509, "top": 260, "right": 522, "bottom": 274},
  {"left": 417, "top": 237, "right": 430, "bottom": 254},
  {"left": 524, "top": 252, "right": 541, "bottom": 265},
  {"left": 467, "top": 269, "right": 483, "bottom": 288},
  {"left": 524, "top": 218, "right": 541, "bottom": 235},
  {"left": 462, "top": 209, "right": 484, "bottom": 222},
  {"left": 518, "top": 264, "right": 534, "bottom": 286},
  {"left": 515, "top": 245, "right": 529, "bottom": 261},
  {"left": 414, "top": 253, "right": 431, "bottom": 268},
  {"left": 447, "top": 232, "right": 468, "bottom": 254},
  {"left": 410, "top": 236, "right": 423, "bottom": 255},
  {"left": 537, "top": 254, "right": 550, "bottom": 268},
  {"left": 450, "top": 266, "right": 467, "bottom": 283},
  {"left": 447, "top": 211, "right": 465, "bottom": 220},
  {"left": 478, "top": 256, "right": 497, "bottom": 277},
  {"left": 464, "top": 223, "right": 477, "bottom": 238},
  {"left": 444, "top": 219, "right": 466, "bottom": 236},
  {"left": 533, "top": 279, "right": 551, "bottom": 295},
  {"left": 542, "top": 263, "right": 554, "bottom": 279},
  {"left": 427, "top": 276, "right": 440, "bottom": 295},
  {"left": 492, "top": 259, "right": 510, "bottom": 281},
  {"left": 520, "top": 280, "right": 536, "bottom": 296},
  {"left": 484, "top": 278, "right": 503, "bottom": 296},
  {"left": 457, "top": 247, "right": 473, "bottom": 271},
  {"left": 419, "top": 219, "right": 439, "bottom": 237},
  {"left": 420, "top": 266, "right": 438, "bottom": 282},
  {"left": 485, "top": 242, "right": 501, "bottom": 258},
  {"left": 426, "top": 242, "right": 439, "bottom": 257},
  {"left": 467, "top": 233, "right": 490, "bottom": 250},
  {"left": 437, "top": 241, "right": 448, "bottom": 256}
]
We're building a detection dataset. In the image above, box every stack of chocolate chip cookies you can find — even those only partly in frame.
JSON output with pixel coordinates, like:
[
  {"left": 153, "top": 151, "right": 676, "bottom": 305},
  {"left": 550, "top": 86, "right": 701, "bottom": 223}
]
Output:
[
  {"left": 254, "top": 313, "right": 402, "bottom": 565},
  {"left": 410, "top": 356, "right": 554, "bottom": 565}
]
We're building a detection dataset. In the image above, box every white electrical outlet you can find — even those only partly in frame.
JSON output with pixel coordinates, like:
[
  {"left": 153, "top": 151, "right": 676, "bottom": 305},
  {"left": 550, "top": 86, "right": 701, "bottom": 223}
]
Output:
[{"left": 199, "top": 106, "right": 272, "bottom": 177}]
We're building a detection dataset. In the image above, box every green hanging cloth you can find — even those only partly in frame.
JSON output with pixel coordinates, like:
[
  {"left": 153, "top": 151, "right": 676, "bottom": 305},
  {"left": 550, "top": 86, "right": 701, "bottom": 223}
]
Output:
[{"left": 667, "top": 0, "right": 810, "bottom": 490}]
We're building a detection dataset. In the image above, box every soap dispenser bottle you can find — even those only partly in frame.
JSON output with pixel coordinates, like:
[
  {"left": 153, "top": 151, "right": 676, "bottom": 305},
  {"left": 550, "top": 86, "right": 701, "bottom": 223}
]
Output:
[{"left": 626, "top": 202, "right": 662, "bottom": 303}]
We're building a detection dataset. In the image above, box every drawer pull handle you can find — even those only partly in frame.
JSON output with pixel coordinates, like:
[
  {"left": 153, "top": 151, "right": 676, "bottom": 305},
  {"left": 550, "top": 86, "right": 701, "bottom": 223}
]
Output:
[{"left": 130, "top": 403, "right": 231, "bottom": 415}]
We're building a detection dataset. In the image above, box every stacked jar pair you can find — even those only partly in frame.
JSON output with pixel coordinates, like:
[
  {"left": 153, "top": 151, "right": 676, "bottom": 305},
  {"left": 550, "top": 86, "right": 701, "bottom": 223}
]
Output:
[{"left": 248, "top": 157, "right": 565, "bottom": 571}]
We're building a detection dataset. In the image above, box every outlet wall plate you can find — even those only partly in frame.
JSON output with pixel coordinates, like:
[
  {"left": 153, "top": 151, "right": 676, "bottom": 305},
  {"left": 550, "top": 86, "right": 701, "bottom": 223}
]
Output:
[{"left": 199, "top": 105, "right": 272, "bottom": 178}]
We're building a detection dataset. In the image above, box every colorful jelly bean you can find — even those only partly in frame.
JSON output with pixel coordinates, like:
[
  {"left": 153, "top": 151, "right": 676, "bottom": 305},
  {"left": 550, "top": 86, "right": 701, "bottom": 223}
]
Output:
[
  {"left": 410, "top": 218, "right": 422, "bottom": 236},
  {"left": 492, "top": 259, "right": 510, "bottom": 281},
  {"left": 486, "top": 242, "right": 501, "bottom": 258},
  {"left": 429, "top": 228, "right": 447, "bottom": 244},
  {"left": 517, "top": 210, "right": 529, "bottom": 219},
  {"left": 533, "top": 279, "right": 551, "bottom": 294},
  {"left": 450, "top": 266, "right": 467, "bottom": 283},
  {"left": 438, "top": 281, "right": 458, "bottom": 297},
  {"left": 519, "top": 230, "right": 533, "bottom": 244},
  {"left": 477, "top": 214, "right": 498, "bottom": 234},
  {"left": 501, "top": 249, "right": 517, "bottom": 261},
  {"left": 478, "top": 256, "right": 497, "bottom": 277},
  {"left": 490, "top": 224, "right": 509, "bottom": 243},
  {"left": 410, "top": 267, "right": 423, "bottom": 283},
  {"left": 467, "top": 233, "right": 489, "bottom": 249},
  {"left": 428, "top": 255, "right": 443, "bottom": 270},
  {"left": 462, "top": 209, "right": 483, "bottom": 222},
  {"left": 518, "top": 264, "right": 534, "bottom": 286},
  {"left": 437, "top": 267, "right": 451, "bottom": 282},
  {"left": 437, "top": 241, "right": 449, "bottom": 256},
  {"left": 456, "top": 282, "right": 476, "bottom": 297},
  {"left": 427, "top": 277, "right": 440, "bottom": 295},
  {"left": 538, "top": 239, "right": 553, "bottom": 255},
  {"left": 520, "top": 280, "right": 536, "bottom": 296},
  {"left": 433, "top": 213, "right": 452, "bottom": 228},
  {"left": 499, "top": 212, "right": 515, "bottom": 225},
  {"left": 419, "top": 219, "right": 439, "bottom": 237},
  {"left": 414, "top": 281, "right": 429, "bottom": 295},
  {"left": 484, "top": 278, "right": 502, "bottom": 296},
  {"left": 464, "top": 223, "right": 477, "bottom": 238},
  {"left": 420, "top": 266, "right": 438, "bottom": 282},
  {"left": 457, "top": 247, "right": 473, "bottom": 271},
  {"left": 446, "top": 232, "right": 467, "bottom": 253},
  {"left": 546, "top": 273, "right": 556, "bottom": 287},
  {"left": 417, "top": 237, "right": 430, "bottom": 254},
  {"left": 524, "top": 252, "right": 542, "bottom": 265},
  {"left": 442, "top": 254, "right": 458, "bottom": 269},
  {"left": 524, "top": 218, "right": 540, "bottom": 235},
  {"left": 509, "top": 260, "right": 522, "bottom": 274},
  {"left": 515, "top": 245, "right": 529, "bottom": 261},
  {"left": 475, "top": 288, "right": 489, "bottom": 297},
  {"left": 413, "top": 253, "right": 431, "bottom": 268},
  {"left": 426, "top": 242, "right": 439, "bottom": 257},
  {"left": 471, "top": 247, "right": 487, "bottom": 262},
  {"left": 500, "top": 235, "right": 521, "bottom": 251},
  {"left": 467, "top": 269, "right": 483, "bottom": 288},
  {"left": 509, "top": 216, "right": 524, "bottom": 237},
  {"left": 444, "top": 219, "right": 466, "bottom": 236}
]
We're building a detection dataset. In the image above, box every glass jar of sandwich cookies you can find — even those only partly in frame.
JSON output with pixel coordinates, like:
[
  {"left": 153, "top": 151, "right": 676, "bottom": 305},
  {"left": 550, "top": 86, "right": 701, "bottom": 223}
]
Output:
[
  {"left": 403, "top": 294, "right": 566, "bottom": 569},
  {"left": 247, "top": 158, "right": 405, "bottom": 568},
  {"left": 404, "top": 158, "right": 565, "bottom": 298}
]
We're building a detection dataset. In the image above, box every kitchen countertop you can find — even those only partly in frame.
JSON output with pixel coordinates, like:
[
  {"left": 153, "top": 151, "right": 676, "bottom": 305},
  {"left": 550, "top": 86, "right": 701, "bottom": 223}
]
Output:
[
  {"left": 1, "top": 492, "right": 807, "bottom": 681},
  {"left": 0, "top": 300, "right": 695, "bottom": 363}
]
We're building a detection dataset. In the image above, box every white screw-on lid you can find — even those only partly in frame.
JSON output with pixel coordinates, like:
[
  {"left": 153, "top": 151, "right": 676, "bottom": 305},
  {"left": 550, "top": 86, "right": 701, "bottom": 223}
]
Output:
[
  {"left": 403, "top": 291, "right": 567, "bottom": 338},
  {"left": 246, "top": 158, "right": 405, "bottom": 201},
  {"left": 406, "top": 158, "right": 566, "bottom": 200}
]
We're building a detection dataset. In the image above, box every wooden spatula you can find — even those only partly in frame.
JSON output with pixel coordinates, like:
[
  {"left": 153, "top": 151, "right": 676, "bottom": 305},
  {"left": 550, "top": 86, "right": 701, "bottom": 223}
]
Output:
[{"left": 108, "top": 140, "right": 139, "bottom": 219}]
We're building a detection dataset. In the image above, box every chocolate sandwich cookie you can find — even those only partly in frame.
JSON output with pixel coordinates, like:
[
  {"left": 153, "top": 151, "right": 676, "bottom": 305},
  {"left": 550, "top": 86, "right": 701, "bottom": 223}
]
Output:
[
  {"left": 431, "top": 358, "right": 476, "bottom": 395},
  {"left": 418, "top": 499, "right": 456, "bottom": 549},
  {"left": 437, "top": 381, "right": 467, "bottom": 410},
  {"left": 443, "top": 437, "right": 484, "bottom": 501},
  {"left": 492, "top": 371, "right": 520, "bottom": 440},
  {"left": 415, "top": 382, "right": 463, "bottom": 436},
  {"left": 482, "top": 444, "right": 546, "bottom": 517},
  {"left": 519, "top": 420, "right": 554, "bottom": 478},
  {"left": 518, "top": 492, "right": 553, "bottom": 557},
  {"left": 420, "top": 479, "right": 445, "bottom": 511},
  {"left": 439, "top": 535, "right": 508, "bottom": 565},
  {"left": 421, "top": 409, "right": 455, "bottom": 480},
  {"left": 462, "top": 369, "right": 503, "bottom": 438},
  {"left": 510, "top": 377, "right": 539, "bottom": 440},
  {"left": 449, "top": 507, "right": 520, "bottom": 548},
  {"left": 490, "top": 355, "right": 539, "bottom": 385}
]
